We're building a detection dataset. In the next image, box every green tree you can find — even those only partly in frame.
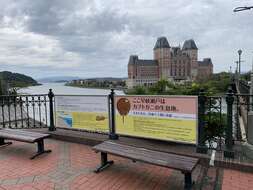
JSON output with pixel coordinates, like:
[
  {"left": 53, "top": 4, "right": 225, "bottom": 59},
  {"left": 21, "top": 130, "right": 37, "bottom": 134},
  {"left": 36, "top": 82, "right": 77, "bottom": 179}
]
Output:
[
  {"left": 149, "top": 79, "right": 172, "bottom": 94},
  {"left": 127, "top": 86, "right": 146, "bottom": 95},
  {"left": 0, "top": 71, "right": 38, "bottom": 88},
  {"left": 126, "top": 72, "right": 233, "bottom": 96}
]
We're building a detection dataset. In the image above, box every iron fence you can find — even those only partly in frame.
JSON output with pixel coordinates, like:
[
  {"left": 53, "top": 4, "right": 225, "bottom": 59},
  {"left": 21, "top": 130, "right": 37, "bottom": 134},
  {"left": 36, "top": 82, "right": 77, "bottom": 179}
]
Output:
[
  {"left": 197, "top": 87, "right": 253, "bottom": 158},
  {"left": 204, "top": 96, "right": 226, "bottom": 151},
  {"left": 233, "top": 94, "right": 253, "bottom": 140},
  {"left": 239, "top": 80, "right": 250, "bottom": 94},
  {"left": 1, "top": 87, "right": 250, "bottom": 159},
  {"left": 0, "top": 93, "right": 54, "bottom": 129}
]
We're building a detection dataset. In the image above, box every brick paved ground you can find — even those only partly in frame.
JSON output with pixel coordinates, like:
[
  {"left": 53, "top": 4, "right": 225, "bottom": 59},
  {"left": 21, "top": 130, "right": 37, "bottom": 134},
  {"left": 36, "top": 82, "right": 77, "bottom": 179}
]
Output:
[
  {"left": 222, "top": 169, "right": 253, "bottom": 190},
  {"left": 0, "top": 139, "right": 252, "bottom": 190}
]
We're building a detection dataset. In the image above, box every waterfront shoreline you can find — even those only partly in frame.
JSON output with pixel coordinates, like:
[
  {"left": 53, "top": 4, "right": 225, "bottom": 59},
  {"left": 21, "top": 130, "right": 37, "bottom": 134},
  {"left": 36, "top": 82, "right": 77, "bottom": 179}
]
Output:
[
  {"left": 18, "top": 83, "right": 125, "bottom": 95},
  {"left": 65, "top": 83, "right": 126, "bottom": 91}
]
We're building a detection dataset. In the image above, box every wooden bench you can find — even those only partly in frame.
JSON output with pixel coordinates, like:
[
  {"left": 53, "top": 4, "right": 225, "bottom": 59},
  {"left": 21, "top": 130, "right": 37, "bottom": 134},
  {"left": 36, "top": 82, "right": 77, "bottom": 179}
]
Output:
[
  {"left": 93, "top": 141, "right": 199, "bottom": 190},
  {"left": 0, "top": 129, "right": 52, "bottom": 159}
]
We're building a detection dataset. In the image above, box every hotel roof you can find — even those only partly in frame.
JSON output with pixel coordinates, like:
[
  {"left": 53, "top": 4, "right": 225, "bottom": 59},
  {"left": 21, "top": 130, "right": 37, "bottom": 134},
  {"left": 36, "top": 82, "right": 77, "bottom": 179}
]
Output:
[
  {"left": 153, "top": 37, "right": 170, "bottom": 50},
  {"left": 182, "top": 39, "right": 198, "bottom": 50}
]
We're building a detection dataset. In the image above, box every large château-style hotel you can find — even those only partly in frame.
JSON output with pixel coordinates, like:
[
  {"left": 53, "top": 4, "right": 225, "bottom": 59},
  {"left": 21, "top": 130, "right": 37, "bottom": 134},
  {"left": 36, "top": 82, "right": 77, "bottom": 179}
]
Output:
[{"left": 127, "top": 37, "right": 213, "bottom": 88}]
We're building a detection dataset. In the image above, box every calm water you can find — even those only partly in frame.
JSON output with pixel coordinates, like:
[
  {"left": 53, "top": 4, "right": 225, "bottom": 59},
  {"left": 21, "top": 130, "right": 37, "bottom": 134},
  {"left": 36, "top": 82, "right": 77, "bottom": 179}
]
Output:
[
  {"left": 18, "top": 82, "right": 124, "bottom": 95},
  {"left": 17, "top": 83, "right": 124, "bottom": 126}
]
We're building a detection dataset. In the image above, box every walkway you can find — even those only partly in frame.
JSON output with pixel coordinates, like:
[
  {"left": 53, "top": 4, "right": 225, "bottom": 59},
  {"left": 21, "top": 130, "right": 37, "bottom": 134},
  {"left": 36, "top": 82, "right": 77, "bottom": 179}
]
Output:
[{"left": 0, "top": 139, "right": 251, "bottom": 190}]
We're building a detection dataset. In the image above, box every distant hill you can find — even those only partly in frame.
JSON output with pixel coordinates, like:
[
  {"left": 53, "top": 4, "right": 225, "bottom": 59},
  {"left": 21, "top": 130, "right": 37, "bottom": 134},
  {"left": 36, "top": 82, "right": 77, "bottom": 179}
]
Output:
[
  {"left": 0, "top": 71, "right": 39, "bottom": 88},
  {"left": 37, "top": 76, "right": 80, "bottom": 83}
]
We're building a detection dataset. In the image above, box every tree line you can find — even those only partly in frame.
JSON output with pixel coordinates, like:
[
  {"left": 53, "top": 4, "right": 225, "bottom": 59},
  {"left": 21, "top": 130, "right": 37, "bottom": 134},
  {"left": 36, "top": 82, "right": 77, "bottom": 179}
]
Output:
[{"left": 127, "top": 72, "right": 235, "bottom": 96}]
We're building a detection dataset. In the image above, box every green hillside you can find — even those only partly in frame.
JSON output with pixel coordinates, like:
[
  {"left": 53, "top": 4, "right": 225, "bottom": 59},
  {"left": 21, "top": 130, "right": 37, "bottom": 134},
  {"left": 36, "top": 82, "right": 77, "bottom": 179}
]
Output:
[{"left": 0, "top": 71, "right": 39, "bottom": 88}]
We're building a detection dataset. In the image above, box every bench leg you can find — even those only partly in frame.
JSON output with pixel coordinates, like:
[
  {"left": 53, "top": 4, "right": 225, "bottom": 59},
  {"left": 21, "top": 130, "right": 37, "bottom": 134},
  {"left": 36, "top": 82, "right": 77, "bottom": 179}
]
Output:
[
  {"left": 0, "top": 138, "right": 12, "bottom": 147},
  {"left": 30, "top": 140, "right": 52, "bottom": 160},
  {"left": 184, "top": 172, "right": 193, "bottom": 190},
  {"left": 94, "top": 152, "right": 114, "bottom": 173}
]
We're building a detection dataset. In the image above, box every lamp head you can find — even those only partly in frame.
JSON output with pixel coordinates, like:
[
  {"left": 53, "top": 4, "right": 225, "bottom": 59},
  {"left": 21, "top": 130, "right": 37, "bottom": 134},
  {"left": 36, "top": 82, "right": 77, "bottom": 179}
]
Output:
[{"left": 238, "top": 49, "right": 242, "bottom": 55}]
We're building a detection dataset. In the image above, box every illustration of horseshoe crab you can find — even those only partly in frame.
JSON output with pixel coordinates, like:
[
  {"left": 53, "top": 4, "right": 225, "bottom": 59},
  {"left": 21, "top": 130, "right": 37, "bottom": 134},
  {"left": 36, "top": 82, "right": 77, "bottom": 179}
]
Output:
[
  {"left": 96, "top": 115, "right": 106, "bottom": 121},
  {"left": 117, "top": 98, "right": 131, "bottom": 124}
]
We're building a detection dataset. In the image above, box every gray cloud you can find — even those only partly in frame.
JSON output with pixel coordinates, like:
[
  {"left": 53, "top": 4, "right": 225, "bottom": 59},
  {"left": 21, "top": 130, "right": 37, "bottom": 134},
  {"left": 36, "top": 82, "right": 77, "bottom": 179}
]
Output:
[{"left": 0, "top": 0, "right": 253, "bottom": 78}]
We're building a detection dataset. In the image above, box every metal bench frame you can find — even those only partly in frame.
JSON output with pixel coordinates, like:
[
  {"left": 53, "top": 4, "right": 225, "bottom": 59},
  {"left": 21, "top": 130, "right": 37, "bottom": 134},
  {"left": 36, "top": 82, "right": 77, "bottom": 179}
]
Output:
[
  {"left": 0, "top": 130, "right": 51, "bottom": 159},
  {"left": 93, "top": 141, "right": 198, "bottom": 190}
]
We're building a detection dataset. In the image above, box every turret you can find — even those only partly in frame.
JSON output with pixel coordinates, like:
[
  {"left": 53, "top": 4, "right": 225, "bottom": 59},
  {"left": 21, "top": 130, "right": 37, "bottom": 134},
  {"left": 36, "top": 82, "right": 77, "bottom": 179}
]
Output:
[
  {"left": 153, "top": 37, "right": 171, "bottom": 79},
  {"left": 182, "top": 39, "right": 198, "bottom": 80},
  {"left": 128, "top": 55, "right": 138, "bottom": 79}
]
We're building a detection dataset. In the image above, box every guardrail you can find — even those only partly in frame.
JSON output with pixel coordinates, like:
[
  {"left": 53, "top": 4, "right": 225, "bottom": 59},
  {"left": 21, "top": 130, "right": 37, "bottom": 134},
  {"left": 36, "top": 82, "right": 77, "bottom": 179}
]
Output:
[
  {"left": 239, "top": 80, "right": 250, "bottom": 94},
  {"left": 1, "top": 87, "right": 249, "bottom": 158},
  {"left": 0, "top": 89, "right": 55, "bottom": 130}
]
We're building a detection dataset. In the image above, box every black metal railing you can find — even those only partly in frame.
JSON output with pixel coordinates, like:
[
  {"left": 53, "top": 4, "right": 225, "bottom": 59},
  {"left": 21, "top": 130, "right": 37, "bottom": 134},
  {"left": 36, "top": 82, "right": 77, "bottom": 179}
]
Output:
[
  {"left": 2, "top": 86, "right": 251, "bottom": 159},
  {"left": 196, "top": 86, "right": 253, "bottom": 158},
  {"left": 205, "top": 96, "right": 225, "bottom": 151},
  {"left": 197, "top": 88, "right": 230, "bottom": 157},
  {"left": 239, "top": 80, "right": 250, "bottom": 94},
  {"left": 0, "top": 89, "right": 55, "bottom": 130},
  {"left": 234, "top": 94, "right": 253, "bottom": 139},
  {"left": 197, "top": 91, "right": 226, "bottom": 153}
]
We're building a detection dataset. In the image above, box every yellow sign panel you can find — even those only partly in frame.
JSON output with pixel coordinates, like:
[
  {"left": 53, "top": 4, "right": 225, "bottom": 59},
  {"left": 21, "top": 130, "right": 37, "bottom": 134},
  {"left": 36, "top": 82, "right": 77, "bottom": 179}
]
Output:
[
  {"left": 56, "top": 96, "right": 109, "bottom": 132},
  {"left": 72, "top": 112, "right": 108, "bottom": 132},
  {"left": 115, "top": 96, "right": 198, "bottom": 144}
]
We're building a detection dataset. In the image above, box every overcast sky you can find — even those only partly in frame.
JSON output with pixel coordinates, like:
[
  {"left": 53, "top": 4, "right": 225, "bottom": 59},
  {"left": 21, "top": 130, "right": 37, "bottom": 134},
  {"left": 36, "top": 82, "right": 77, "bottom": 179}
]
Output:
[{"left": 0, "top": 0, "right": 253, "bottom": 79}]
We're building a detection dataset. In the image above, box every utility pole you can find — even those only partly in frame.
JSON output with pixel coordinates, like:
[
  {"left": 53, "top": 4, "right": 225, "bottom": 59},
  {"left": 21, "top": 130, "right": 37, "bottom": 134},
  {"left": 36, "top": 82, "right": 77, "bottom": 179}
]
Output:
[{"left": 238, "top": 49, "right": 242, "bottom": 79}]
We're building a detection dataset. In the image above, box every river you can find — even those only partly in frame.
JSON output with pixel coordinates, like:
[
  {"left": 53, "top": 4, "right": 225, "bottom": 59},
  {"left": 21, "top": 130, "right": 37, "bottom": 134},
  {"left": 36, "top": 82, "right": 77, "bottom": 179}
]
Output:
[
  {"left": 18, "top": 82, "right": 124, "bottom": 95},
  {"left": 16, "top": 83, "right": 124, "bottom": 127}
]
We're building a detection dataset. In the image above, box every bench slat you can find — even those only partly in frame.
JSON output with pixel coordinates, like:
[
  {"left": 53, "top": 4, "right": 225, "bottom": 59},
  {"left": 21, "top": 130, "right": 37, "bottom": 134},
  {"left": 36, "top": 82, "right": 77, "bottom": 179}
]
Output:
[
  {"left": 93, "top": 141, "right": 199, "bottom": 173},
  {"left": 1, "top": 129, "right": 50, "bottom": 138},
  {"left": 94, "top": 146, "right": 194, "bottom": 172},
  {"left": 98, "top": 141, "right": 198, "bottom": 164},
  {"left": 0, "top": 129, "right": 50, "bottom": 143},
  {"left": 0, "top": 132, "right": 36, "bottom": 142}
]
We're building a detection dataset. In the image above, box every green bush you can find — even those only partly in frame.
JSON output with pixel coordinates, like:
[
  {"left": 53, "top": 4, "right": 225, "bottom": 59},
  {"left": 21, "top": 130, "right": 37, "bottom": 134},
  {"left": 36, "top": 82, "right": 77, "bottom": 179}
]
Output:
[
  {"left": 127, "top": 86, "right": 147, "bottom": 95},
  {"left": 204, "top": 112, "right": 227, "bottom": 143}
]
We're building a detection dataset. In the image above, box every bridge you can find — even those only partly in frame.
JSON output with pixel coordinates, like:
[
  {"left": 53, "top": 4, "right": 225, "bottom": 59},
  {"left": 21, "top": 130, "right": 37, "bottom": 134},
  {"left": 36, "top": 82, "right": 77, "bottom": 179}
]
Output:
[
  {"left": 234, "top": 79, "right": 252, "bottom": 144},
  {"left": 237, "top": 80, "right": 250, "bottom": 94}
]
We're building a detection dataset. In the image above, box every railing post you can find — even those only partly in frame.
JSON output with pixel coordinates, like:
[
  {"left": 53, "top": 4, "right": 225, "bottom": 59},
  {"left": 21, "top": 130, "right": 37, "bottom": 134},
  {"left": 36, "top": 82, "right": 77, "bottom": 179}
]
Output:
[
  {"left": 224, "top": 88, "right": 234, "bottom": 158},
  {"left": 109, "top": 89, "right": 118, "bottom": 140},
  {"left": 48, "top": 89, "right": 56, "bottom": 131},
  {"left": 196, "top": 89, "right": 208, "bottom": 154}
]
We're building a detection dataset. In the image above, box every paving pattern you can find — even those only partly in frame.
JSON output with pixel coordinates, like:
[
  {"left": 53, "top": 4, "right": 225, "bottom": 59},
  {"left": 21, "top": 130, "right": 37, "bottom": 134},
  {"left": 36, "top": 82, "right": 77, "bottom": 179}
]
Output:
[
  {"left": 222, "top": 169, "right": 253, "bottom": 190},
  {"left": 0, "top": 139, "right": 251, "bottom": 190}
]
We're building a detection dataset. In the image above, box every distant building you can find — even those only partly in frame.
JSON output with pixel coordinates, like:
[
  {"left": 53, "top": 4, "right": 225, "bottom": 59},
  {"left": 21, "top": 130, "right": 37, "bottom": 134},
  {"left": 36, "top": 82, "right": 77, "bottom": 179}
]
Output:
[
  {"left": 127, "top": 37, "right": 213, "bottom": 88},
  {"left": 197, "top": 58, "right": 213, "bottom": 80},
  {"left": 68, "top": 78, "right": 126, "bottom": 89}
]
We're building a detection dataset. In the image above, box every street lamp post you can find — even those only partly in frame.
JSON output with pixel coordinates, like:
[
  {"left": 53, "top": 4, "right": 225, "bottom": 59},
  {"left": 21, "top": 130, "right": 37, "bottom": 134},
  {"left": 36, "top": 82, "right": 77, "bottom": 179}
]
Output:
[
  {"left": 235, "top": 61, "right": 239, "bottom": 85},
  {"left": 238, "top": 49, "right": 242, "bottom": 80}
]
